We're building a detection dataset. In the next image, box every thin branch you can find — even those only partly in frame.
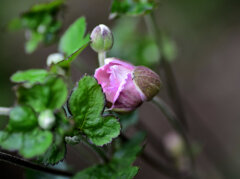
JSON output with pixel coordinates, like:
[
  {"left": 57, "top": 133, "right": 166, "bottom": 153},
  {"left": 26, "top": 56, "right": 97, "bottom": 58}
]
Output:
[
  {"left": 136, "top": 121, "right": 175, "bottom": 163},
  {"left": 0, "top": 107, "right": 11, "bottom": 116},
  {"left": 151, "top": 97, "right": 197, "bottom": 178},
  {"left": 0, "top": 151, "right": 74, "bottom": 177},
  {"left": 120, "top": 134, "right": 191, "bottom": 179},
  {"left": 144, "top": 13, "right": 188, "bottom": 130}
]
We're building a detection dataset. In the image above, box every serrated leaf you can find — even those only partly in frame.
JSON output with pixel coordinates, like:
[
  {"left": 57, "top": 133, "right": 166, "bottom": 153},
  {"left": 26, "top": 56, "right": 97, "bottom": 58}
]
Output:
[
  {"left": 110, "top": 0, "right": 157, "bottom": 19},
  {"left": 38, "top": 143, "right": 66, "bottom": 165},
  {"left": 11, "top": 69, "right": 49, "bottom": 85},
  {"left": 9, "top": 0, "right": 64, "bottom": 53},
  {"left": 59, "top": 17, "right": 90, "bottom": 56},
  {"left": 68, "top": 76, "right": 120, "bottom": 146},
  {"left": 73, "top": 133, "right": 144, "bottom": 179},
  {"left": 20, "top": 128, "right": 53, "bottom": 158},
  {"left": 17, "top": 76, "right": 68, "bottom": 112},
  {"left": 0, "top": 131, "right": 23, "bottom": 151},
  {"left": 9, "top": 105, "right": 38, "bottom": 131}
]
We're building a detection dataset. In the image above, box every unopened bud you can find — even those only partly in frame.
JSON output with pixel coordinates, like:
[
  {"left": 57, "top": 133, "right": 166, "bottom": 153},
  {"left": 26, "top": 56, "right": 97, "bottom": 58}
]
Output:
[
  {"left": 133, "top": 66, "right": 162, "bottom": 101},
  {"left": 38, "top": 110, "right": 56, "bottom": 130},
  {"left": 90, "top": 24, "right": 113, "bottom": 53}
]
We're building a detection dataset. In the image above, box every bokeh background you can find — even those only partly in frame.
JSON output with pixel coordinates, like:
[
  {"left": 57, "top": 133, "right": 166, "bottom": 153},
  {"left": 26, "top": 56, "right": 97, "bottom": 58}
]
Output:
[{"left": 0, "top": 0, "right": 240, "bottom": 178}]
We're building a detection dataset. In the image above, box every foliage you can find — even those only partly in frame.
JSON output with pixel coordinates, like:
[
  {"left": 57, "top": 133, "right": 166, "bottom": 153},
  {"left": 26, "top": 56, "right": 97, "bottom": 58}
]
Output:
[
  {"left": 73, "top": 133, "right": 145, "bottom": 179},
  {"left": 59, "top": 17, "right": 90, "bottom": 57},
  {"left": 11, "top": 69, "right": 49, "bottom": 85},
  {"left": 109, "top": 18, "right": 160, "bottom": 67},
  {"left": 8, "top": 0, "right": 65, "bottom": 53},
  {"left": 68, "top": 76, "right": 120, "bottom": 146},
  {"left": 0, "top": 0, "right": 167, "bottom": 178},
  {"left": 110, "top": 0, "right": 157, "bottom": 19}
]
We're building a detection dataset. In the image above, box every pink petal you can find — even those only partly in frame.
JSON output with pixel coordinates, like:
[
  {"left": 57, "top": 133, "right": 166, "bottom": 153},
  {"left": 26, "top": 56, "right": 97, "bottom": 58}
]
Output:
[
  {"left": 94, "top": 58, "right": 133, "bottom": 105},
  {"left": 112, "top": 73, "right": 143, "bottom": 112},
  {"left": 104, "top": 58, "right": 135, "bottom": 71}
]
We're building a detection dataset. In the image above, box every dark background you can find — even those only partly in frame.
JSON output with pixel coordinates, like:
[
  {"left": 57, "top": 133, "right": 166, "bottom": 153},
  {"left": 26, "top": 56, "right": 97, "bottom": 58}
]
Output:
[{"left": 0, "top": 0, "right": 240, "bottom": 178}]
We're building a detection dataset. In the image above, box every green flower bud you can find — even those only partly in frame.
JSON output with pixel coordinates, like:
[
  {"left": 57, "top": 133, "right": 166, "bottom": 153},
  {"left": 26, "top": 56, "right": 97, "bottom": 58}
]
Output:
[
  {"left": 38, "top": 110, "right": 56, "bottom": 130},
  {"left": 90, "top": 24, "right": 113, "bottom": 53},
  {"left": 133, "top": 66, "right": 162, "bottom": 101}
]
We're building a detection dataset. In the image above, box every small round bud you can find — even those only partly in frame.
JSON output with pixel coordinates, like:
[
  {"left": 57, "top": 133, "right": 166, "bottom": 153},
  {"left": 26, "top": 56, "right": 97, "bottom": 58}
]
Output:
[
  {"left": 163, "top": 132, "right": 184, "bottom": 158},
  {"left": 46, "top": 53, "right": 64, "bottom": 66},
  {"left": 38, "top": 110, "right": 56, "bottom": 130},
  {"left": 133, "top": 66, "right": 162, "bottom": 101},
  {"left": 90, "top": 24, "right": 113, "bottom": 53}
]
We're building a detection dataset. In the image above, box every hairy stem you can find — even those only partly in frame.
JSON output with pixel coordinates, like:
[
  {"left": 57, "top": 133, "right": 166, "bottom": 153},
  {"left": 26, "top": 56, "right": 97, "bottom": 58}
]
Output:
[
  {"left": 0, "top": 107, "right": 11, "bottom": 116},
  {"left": 0, "top": 151, "right": 73, "bottom": 177},
  {"left": 145, "top": 13, "right": 188, "bottom": 129},
  {"left": 152, "top": 97, "right": 196, "bottom": 177},
  {"left": 98, "top": 52, "right": 106, "bottom": 66}
]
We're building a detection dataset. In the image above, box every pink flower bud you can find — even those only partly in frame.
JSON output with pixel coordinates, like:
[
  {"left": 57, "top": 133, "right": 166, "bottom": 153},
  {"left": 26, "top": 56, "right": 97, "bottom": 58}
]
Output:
[{"left": 94, "top": 58, "right": 161, "bottom": 112}]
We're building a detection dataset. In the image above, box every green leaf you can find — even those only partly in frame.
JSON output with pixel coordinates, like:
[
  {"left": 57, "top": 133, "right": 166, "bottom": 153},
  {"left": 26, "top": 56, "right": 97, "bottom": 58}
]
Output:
[
  {"left": 57, "top": 42, "right": 89, "bottom": 68},
  {"left": 38, "top": 143, "right": 66, "bottom": 165},
  {"left": 25, "top": 31, "right": 43, "bottom": 54},
  {"left": 110, "top": 0, "right": 157, "bottom": 19},
  {"left": 29, "top": 0, "right": 65, "bottom": 13},
  {"left": 20, "top": 128, "right": 53, "bottom": 158},
  {"left": 68, "top": 76, "right": 120, "bottom": 146},
  {"left": 9, "top": 105, "right": 38, "bottom": 131},
  {"left": 37, "top": 111, "right": 72, "bottom": 165},
  {"left": 45, "top": 77, "right": 68, "bottom": 110},
  {"left": 113, "top": 132, "right": 145, "bottom": 166},
  {"left": 9, "top": 0, "right": 65, "bottom": 53},
  {"left": 11, "top": 69, "right": 49, "bottom": 85},
  {"left": 17, "top": 76, "right": 68, "bottom": 112},
  {"left": 0, "top": 131, "right": 23, "bottom": 151},
  {"left": 59, "top": 17, "right": 90, "bottom": 56},
  {"left": 109, "top": 18, "right": 160, "bottom": 67},
  {"left": 17, "top": 84, "right": 49, "bottom": 113},
  {"left": 73, "top": 133, "right": 145, "bottom": 179},
  {"left": 73, "top": 165, "right": 138, "bottom": 179},
  {"left": 114, "top": 110, "right": 139, "bottom": 132}
]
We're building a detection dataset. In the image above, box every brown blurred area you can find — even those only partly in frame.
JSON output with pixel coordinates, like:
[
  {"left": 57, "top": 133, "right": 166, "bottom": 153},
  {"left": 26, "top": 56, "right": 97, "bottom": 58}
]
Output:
[{"left": 0, "top": 0, "right": 240, "bottom": 178}]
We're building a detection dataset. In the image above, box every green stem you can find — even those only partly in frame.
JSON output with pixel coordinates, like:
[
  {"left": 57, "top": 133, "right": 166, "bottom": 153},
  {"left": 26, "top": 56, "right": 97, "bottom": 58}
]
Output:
[
  {"left": 83, "top": 140, "right": 109, "bottom": 163},
  {"left": 152, "top": 96, "right": 196, "bottom": 177},
  {"left": 66, "top": 135, "right": 109, "bottom": 163},
  {"left": 145, "top": 13, "right": 188, "bottom": 129},
  {"left": 0, "top": 107, "right": 11, "bottom": 116},
  {"left": 98, "top": 52, "right": 106, "bottom": 66}
]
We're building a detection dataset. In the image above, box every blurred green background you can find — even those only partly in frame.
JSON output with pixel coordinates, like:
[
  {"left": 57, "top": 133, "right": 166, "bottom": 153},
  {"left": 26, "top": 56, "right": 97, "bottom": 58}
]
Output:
[{"left": 0, "top": 0, "right": 240, "bottom": 178}]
